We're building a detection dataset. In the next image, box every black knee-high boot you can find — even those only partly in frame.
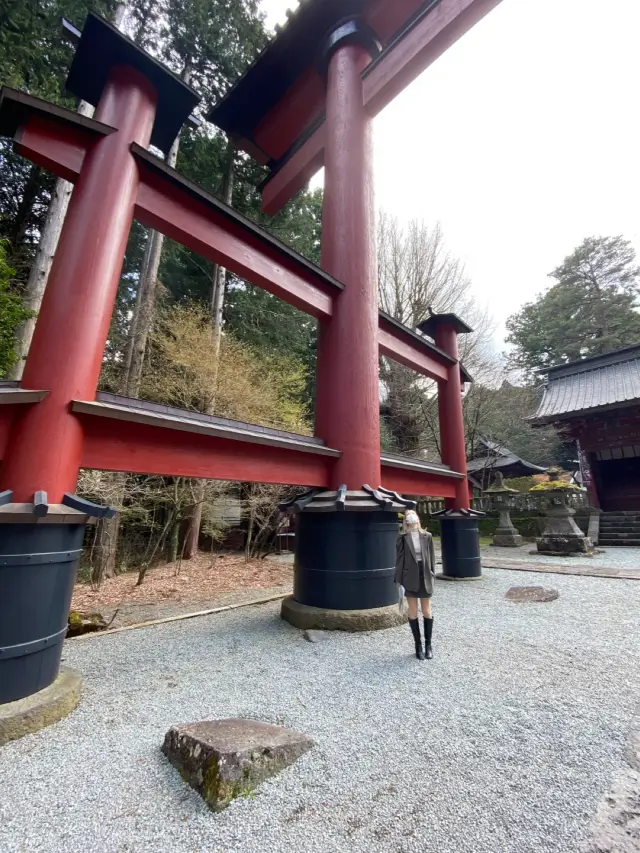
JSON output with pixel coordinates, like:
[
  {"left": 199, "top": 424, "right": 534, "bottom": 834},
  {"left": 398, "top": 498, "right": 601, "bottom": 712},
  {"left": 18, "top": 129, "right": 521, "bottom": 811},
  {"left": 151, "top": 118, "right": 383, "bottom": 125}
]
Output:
[
  {"left": 423, "top": 617, "right": 433, "bottom": 659},
  {"left": 409, "top": 618, "right": 425, "bottom": 660}
]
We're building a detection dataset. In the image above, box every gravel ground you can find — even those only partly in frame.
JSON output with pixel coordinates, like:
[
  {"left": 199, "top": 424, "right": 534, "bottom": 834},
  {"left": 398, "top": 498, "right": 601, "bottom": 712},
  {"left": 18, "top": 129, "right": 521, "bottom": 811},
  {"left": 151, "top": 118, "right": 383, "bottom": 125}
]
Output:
[{"left": 1, "top": 568, "right": 639, "bottom": 853}]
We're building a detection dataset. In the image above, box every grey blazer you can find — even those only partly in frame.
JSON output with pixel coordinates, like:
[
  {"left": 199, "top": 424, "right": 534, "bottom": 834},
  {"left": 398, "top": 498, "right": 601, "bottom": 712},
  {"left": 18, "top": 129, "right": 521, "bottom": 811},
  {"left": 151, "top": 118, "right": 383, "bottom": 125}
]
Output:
[{"left": 394, "top": 531, "right": 436, "bottom": 595}]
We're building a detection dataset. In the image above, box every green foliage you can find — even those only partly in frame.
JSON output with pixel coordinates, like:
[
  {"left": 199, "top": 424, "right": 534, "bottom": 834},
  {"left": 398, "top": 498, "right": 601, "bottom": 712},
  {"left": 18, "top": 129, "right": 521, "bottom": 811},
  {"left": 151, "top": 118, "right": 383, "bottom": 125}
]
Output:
[
  {"left": 0, "top": 240, "right": 33, "bottom": 376},
  {"left": 503, "top": 476, "right": 538, "bottom": 493},
  {"left": 506, "top": 236, "right": 640, "bottom": 376}
]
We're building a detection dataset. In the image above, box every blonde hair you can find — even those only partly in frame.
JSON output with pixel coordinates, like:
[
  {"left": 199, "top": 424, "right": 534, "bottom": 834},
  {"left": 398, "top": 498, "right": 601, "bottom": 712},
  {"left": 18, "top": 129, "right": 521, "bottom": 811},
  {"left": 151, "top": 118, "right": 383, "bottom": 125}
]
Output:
[{"left": 402, "top": 510, "right": 426, "bottom": 535}]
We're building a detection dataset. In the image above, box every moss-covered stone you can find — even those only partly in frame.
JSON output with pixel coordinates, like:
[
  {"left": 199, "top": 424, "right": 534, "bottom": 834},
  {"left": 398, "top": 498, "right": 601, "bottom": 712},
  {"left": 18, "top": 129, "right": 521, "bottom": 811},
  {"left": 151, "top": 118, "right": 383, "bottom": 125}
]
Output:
[
  {"left": 161, "top": 719, "right": 314, "bottom": 812},
  {"left": 67, "top": 611, "right": 107, "bottom": 637}
]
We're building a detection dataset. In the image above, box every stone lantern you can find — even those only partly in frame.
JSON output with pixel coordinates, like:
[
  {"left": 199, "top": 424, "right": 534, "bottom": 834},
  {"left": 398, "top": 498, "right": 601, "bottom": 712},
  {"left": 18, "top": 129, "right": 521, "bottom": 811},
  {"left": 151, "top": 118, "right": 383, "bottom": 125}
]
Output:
[
  {"left": 484, "top": 471, "right": 522, "bottom": 547},
  {"left": 529, "top": 467, "right": 590, "bottom": 555}
]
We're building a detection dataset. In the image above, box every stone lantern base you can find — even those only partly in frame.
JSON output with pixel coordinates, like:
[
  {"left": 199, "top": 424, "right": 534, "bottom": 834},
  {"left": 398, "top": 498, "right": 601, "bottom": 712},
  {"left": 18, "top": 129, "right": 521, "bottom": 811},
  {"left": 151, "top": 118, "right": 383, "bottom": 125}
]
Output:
[
  {"left": 493, "top": 510, "right": 522, "bottom": 547},
  {"left": 537, "top": 504, "right": 591, "bottom": 555}
]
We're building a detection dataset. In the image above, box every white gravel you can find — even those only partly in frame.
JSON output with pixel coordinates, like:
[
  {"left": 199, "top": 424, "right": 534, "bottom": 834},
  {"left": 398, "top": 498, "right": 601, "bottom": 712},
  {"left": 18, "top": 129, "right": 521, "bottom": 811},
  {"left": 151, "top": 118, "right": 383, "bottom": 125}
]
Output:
[{"left": 1, "top": 568, "right": 639, "bottom": 853}]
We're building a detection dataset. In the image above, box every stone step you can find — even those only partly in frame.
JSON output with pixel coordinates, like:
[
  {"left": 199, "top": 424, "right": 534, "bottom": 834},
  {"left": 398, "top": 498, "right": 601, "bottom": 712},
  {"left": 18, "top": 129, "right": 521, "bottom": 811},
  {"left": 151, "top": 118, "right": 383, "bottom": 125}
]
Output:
[
  {"left": 599, "top": 539, "right": 640, "bottom": 546},
  {"left": 599, "top": 524, "right": 640, "bottom": 532},
  {"left": 598, "top": 531, "right": 640, "bottom": 541},
  {"left": 601, "top": 513, "right": 640, "bottom": 519}
]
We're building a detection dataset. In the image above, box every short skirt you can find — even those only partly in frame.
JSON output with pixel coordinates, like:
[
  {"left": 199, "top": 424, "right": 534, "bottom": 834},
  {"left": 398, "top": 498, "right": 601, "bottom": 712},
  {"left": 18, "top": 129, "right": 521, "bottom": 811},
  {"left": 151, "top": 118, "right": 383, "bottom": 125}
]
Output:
[{"left": 404, "top": 560, "right": 432, "bottom": 599}]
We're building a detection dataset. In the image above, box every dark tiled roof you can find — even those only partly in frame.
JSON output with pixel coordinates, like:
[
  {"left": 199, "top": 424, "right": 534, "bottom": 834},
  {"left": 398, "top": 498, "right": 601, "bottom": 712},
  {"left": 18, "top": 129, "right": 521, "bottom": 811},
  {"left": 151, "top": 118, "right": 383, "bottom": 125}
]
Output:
[
  {"left": 466, "top": 453, "right": 545, "bottom": 475},
  {"left": 533, "top": 345, "right": 640, "bottom": 423}
]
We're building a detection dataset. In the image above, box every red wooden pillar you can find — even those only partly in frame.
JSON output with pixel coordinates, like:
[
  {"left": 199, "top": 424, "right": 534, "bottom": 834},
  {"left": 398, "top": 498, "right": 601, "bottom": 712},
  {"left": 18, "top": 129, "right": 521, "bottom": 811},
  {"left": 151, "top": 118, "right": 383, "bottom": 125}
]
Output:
[
  {"left": 315, "top": 22, "right": 381, "bottom": 489},
  {"left": 435, "top": 322, "right": 470, "bottom": 510},
  {"left": 416, "top": 313, "right": 472, "bottom": 510},
  {"left": 0, "top": 66, "right": 157, "bottom": 502}
]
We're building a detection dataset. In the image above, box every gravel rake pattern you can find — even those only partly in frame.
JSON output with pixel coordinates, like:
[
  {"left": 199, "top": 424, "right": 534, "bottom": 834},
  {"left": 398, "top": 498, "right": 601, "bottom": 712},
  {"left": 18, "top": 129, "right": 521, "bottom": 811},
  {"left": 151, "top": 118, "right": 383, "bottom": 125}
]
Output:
[{"left": 0, "top": 568, "right": 639, "bottom": 853}]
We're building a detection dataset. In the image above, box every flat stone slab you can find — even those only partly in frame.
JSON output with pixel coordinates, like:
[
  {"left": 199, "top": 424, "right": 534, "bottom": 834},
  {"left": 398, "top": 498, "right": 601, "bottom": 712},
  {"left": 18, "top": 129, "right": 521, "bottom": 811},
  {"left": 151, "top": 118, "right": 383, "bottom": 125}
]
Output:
[
  {"left": 281, "top": 595, "right": 406, "bottom": 631},
  {"left": 505, "top": 586, "right": 559, "bottom": 603},
  {"left": 162, "top": 718, "right": 313, "bottom": 811},
  {"left": 0, "top": 666, "right": 82, "bottom": 747},
  {"left": 485, "top": 560, "right": 640, "bottom": 580}
]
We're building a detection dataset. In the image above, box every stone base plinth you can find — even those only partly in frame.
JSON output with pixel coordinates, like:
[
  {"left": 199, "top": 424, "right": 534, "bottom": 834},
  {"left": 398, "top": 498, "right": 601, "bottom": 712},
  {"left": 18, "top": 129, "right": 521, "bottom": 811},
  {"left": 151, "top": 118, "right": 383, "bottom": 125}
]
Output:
[
  {"left": 281, "top": 596, "right": 406, "bottom": 631},
  {"left": 436, "top": 572, "right": 484, "bottom": 582},
  {"left": 0, "top": 666, "right": 82, "bottom": 747},
  {"left": 493, "top": 533, "right": 523, "bottom": 547},
  {"left": 537, "top": 535, "right": 590, "bottom": 555}
]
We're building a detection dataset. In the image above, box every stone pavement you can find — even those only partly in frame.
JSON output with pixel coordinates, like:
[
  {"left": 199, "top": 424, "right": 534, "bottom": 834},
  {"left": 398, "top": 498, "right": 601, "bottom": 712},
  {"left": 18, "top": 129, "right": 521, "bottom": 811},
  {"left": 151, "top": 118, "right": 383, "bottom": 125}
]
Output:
[{"left": 478, "top": 543, "right": 640, "bottom": 581}]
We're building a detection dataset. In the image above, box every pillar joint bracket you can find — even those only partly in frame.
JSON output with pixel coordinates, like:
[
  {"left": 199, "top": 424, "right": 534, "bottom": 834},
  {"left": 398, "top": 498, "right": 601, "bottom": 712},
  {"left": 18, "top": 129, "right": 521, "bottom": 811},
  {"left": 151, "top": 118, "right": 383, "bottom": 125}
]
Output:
[{"left": 316, "top": 16, "right": 381, "bottom": 80}]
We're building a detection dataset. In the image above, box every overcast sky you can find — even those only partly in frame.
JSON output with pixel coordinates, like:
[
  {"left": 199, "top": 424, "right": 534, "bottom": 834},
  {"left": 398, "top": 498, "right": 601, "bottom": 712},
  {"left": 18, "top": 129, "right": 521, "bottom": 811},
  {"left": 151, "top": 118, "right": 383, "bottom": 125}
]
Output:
[{"left": 261, "top": 0, "right": 640, "bottom": 348}]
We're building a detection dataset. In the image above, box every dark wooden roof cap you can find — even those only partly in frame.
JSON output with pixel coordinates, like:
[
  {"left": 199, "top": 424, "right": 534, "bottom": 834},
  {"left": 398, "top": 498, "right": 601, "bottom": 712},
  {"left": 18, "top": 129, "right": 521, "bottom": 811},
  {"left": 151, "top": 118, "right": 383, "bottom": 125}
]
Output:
[
  {"left": 65, "top": 12, "right": 200, "bottom": 154},
  {"left": 417, "top": 312, "right": 474, "bottom": 338},
  {"left": 207, "top": 0, "right": 362, "bottom": 144}
]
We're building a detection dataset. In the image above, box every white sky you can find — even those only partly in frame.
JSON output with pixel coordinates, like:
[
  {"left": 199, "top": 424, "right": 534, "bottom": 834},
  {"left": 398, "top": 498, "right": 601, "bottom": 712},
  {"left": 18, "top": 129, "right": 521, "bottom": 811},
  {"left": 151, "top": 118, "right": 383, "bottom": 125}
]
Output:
[{"left": 261, "top": 0, "right": 640, "bottom": 348}]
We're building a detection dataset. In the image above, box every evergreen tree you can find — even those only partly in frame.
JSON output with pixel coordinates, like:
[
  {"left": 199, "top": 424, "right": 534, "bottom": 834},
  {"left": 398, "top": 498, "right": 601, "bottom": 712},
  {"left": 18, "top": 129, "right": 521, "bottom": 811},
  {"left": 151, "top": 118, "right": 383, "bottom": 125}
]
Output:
[{"left": 506, "top": 236, "right": 640, "bottom": 376}]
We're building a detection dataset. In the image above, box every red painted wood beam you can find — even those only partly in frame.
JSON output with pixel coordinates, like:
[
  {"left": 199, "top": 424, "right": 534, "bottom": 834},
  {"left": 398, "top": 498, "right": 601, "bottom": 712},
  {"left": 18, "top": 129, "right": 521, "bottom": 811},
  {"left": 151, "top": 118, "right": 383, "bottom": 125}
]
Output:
[
  {"left": 262, "top": 124, "right": 326, "bottom": 217},
  {"left": 133, "top": 147, "right": 340, "bottom": 320},
  {"left": 261, "top": 0, "right": 503, "bottom": 212},
  {"left": 363, "top": 0, "right": 503, "bottom": 115},
  {"left": 378, "top": 314, "right": 451, "bottom": 381},
  {"left": 0, "top": 88, "right": 116, "bottom": 181},
  {"left": 78, "top": 415, "right": 335, "bottom": 487},
  {"left": 253, "top": 66, "right": 326, "bottom": 161},
  {"left": 381, "top": 463, "right": 458, "bottom": 498},
  {"left": 15, "top": 117, "right": 89, "bottom": 181}
]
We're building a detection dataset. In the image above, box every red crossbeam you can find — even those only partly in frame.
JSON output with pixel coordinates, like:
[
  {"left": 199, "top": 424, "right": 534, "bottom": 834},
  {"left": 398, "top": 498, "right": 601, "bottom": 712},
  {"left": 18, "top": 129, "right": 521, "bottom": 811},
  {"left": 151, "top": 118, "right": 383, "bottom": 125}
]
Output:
[
  {"left": 79, "top": 416, "right": 334, "bottom": 487},
  {"left": 381, "top": 464, "right": 457, "bottom": 498},
  {"left": 0, "top": 399, "right": 461, "bottom": 497},
  {"left": 3, "top": 93, "right": 460, "bottom": 385},
  {"left": 133, "top": 149, "right": 338, "bottom": 319}
]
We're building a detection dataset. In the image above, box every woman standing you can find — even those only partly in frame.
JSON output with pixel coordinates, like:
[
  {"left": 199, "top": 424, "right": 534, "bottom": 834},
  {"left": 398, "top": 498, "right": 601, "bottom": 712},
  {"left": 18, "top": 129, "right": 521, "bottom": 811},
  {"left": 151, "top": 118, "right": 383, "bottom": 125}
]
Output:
[{"left": 395, "top": 510, "right": 435, "bottom": 660}]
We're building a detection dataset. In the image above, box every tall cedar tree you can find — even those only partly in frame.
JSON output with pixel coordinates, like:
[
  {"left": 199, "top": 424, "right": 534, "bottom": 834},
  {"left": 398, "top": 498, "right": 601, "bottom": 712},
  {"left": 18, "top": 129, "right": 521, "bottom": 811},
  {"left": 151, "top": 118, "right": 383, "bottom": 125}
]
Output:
[{"left": 505, "top": 236, "right": 640, "bottom": 377}]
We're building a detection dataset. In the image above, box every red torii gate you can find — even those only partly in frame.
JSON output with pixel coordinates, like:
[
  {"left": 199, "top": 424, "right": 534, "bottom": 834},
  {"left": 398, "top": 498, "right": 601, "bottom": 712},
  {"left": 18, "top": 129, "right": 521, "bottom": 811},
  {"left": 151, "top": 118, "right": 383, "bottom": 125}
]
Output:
[{"left": 0, "top": 0, "right": 500, "bottom": 711}]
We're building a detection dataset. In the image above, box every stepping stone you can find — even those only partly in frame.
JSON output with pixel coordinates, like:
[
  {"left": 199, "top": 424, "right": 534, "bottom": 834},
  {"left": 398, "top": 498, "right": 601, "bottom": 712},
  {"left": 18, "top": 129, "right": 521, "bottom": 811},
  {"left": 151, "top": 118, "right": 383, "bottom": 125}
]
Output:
[
  {"left": 505, "top": 586, "right": 559, "bottom": 603},
  {"left": 161, "top": 718, "right": 313, "bottom": 811}
]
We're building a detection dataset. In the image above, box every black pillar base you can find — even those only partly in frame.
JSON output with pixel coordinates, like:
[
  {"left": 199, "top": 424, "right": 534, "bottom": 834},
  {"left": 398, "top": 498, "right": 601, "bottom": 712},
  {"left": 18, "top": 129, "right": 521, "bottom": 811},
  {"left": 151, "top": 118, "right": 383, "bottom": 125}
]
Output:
[
  {"left": 0, "top": 522, "right": 85, "bottom": 704},
  {"left": 438, "top": 515, "right": 482, "bottom": 579},
  {"left": 294, "top": 511, "right": 399, "bottom": 611},
  {"left": 0, "top": 491, "right": 115, "bottom": 706}
]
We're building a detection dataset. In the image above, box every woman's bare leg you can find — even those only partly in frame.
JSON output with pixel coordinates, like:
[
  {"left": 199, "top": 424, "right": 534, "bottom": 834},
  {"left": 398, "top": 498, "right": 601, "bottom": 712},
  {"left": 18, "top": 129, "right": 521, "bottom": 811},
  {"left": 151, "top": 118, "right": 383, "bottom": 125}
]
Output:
[
  {"left": 420, "top": 597, "right": 432, "bottom": 618},
  {"left": 407, "top": 597, "right": 418, "bottom": 619}
]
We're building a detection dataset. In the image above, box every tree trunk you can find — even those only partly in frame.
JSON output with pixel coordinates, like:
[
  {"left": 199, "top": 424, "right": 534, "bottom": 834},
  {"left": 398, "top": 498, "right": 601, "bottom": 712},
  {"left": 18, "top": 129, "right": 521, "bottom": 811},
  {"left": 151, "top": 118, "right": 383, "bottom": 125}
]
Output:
[
  {"left": 124, "top": 226, "right": 166, "bottom": 396},
  {"left": 183, "top": 141, "right": 235, "bottom": 559},
  {"left": 91, "top": 509, "right": 121, "bottom": 585},
  {"left": 123, "top": 231, "right": 154, "bottom": 380},
  {"left": 123, "top": 62, "right": 189, "bottom": 397}
]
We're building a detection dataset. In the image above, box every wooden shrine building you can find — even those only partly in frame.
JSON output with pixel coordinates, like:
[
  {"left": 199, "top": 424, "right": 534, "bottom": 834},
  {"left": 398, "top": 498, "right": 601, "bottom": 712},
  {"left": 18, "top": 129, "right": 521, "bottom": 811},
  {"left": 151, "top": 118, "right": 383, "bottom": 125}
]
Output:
[
  {"left": 532, "top": 345, "right": 640, "bottom": 513},
  {"left": 466, "top": 437, "right": 546, "bottom": 492}
]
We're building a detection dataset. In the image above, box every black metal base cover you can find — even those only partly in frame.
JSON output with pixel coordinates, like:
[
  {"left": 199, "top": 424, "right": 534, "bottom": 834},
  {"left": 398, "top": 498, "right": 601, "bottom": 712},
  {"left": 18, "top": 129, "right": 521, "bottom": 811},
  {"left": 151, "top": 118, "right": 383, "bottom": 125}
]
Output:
[
  {"left": 293, "top": 511, "right": 399, "bottom": 610},
  {"left": 439, "top": 517, "right": 481, "bottom": 578},
  {"left": 0, "top": 523, "right": 85, "bottom": 704}
]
